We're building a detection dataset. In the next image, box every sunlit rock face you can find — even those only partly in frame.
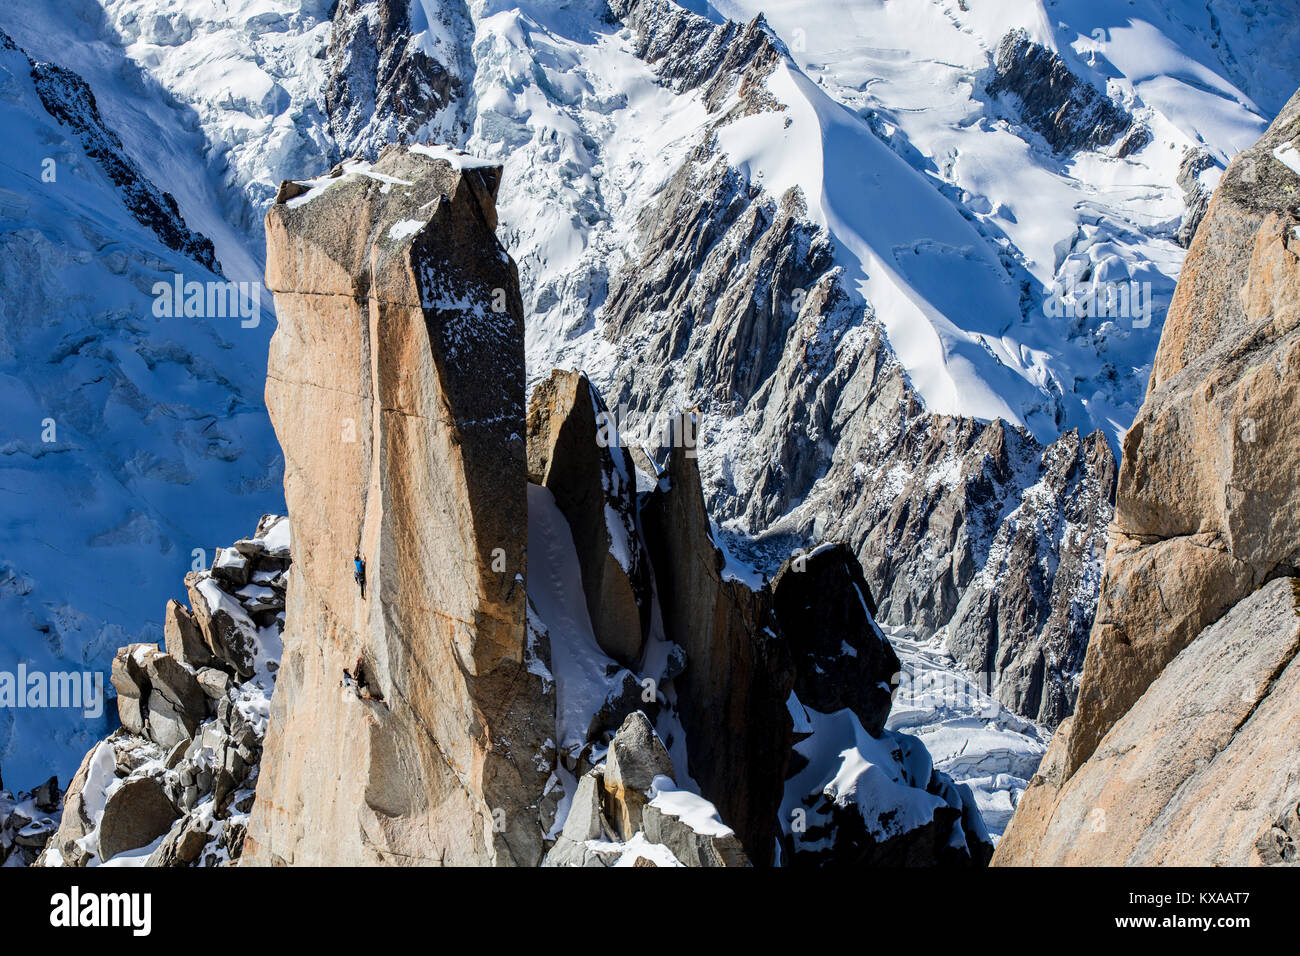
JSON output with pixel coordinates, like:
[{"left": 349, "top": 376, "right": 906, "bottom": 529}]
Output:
[{"left": 245, "top": 145, "right": 554, "bottom": 866}]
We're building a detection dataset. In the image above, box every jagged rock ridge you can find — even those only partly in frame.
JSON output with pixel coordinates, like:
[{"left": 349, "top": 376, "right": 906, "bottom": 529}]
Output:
[
  {"left": 1, "top": 772, "right": 61, "bottom": 866},
  {"left": 987, "top": 28, "right": 1148, "bottom": 158},
  {"left": 594, "top": 0, "right": 1116, "bottom": 729},
  {"left": 325, "top": 0, "right": 472, "bottom": 159},
  {"left": 0, "top": 29, "right": 219, "bottom": 271}
]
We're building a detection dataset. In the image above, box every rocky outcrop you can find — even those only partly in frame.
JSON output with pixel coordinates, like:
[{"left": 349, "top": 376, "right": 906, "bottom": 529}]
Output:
[
  {"left": 39, "top": 516, "right": 288, "bottom": 867},
  {"left": 641, "top": 422, "right": 795, "bottom": 865},
  {"left": 25, "top": 133, "right": 1006, "bottom": 869},
  {"left": 945, "top": 428, "right": 1117, "bottom": 726},
  {"left": 527, "top": 380, "right": 994, "bottom": 868},
  {"left": 602, "top": 148, "right": 834, "bottom": 433},
  {"left": 111, "top": 644, "right": 206, "bottom": 749},
  {"left": 544, "top": 711, "right": 749, "bottom": 867},
  {"left": 771, "top": 543, "right": 898, "bottom": 736},
  {"left": 1176, "top": 146, "right": 1219, "bottom": 248},
  {"left": 987, "top": 28, "right": 1148, "bottom": 157},
  {"left": 996, "top": 88, "right": 1300, "bottom": 865},
  {"left": 768, "top": 542, "right": 994, "bottom": 867},
  {"left": 998, "top": 578, "right": 1300, "bottom": 865},
  {"left": 526, "top": 369, "right": 652, "bottom": 667},
  {"left": 784, "top": 744, "right": 993, "bottom": 866},
  {"left": 0, "top": 771, "right": 61, "bottom": 867},
  {"left": 610, "top": 0, "right": 785, "bottom": 112},
  {"left": 752, "top": 375, "right": 1115, "bottom": 728},
  {"left": 245, "top": 145, "right": 554, "bottom": 866}
]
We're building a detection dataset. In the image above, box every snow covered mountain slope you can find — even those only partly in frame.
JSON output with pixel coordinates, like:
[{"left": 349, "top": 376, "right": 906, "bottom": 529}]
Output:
[
  {"left": 0, "top": 0, "right": 336, "bottom": 269},
  {"left": 696, "top": 0, "right": 1298, "bottom": 443},
  {"left": 0, "top": 27, "right": 283, "bottom": 790},
  {"left": 25, "top": 0, "right": 1285, "bottom": 444}
]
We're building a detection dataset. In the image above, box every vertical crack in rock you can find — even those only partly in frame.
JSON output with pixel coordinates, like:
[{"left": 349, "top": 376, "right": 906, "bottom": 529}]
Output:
[
  {"left": 526, "top": 369, "right": 653, "bottom": 668},
  {"left": 640, "top": 414, "right": 796, "bottom": 864}
]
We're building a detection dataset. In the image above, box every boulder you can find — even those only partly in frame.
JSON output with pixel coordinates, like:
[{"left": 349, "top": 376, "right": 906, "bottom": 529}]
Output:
[
  {"left": 236, "top": 584, "right": 284, "bottom": 615},
  {"left": 32, "top": 776, "right": 60, "bottom": 814},
  {"left": 146, "top": 816, "right": 213, "bottom": 868},
  {"left": 603, "top": 711, "right": 675, "bottom": 839},
  {"left": 186, "top": 572, "right": 259, "bottom": 679},
  {"left": 145, "top": 694, "right": 197, "bottom": 751},
  {"left": 254, "top": 514, "right": 291, "bottom": 551},
  {"left": 527, "top": 368, "right": 653, "bottom": 667},
  {"left": 109, "top": 645, "right": 151, "bottom": 736},
  {"left": 196, "top": 667, "right": 232, "bottom": 701},
  {"left": 561, "top": 769, "right": 617, "bottom": 843},
  {"left": 640, "top": 785, "right": 749, "bottom": 867},
  {"left": 97, "top": 776, "right": 179, "bottom": 863},
  {"left": 143, "top": 652, "right": 205, "bottom": 719},
  {"left": 164, "top": 599, "right": 214, "bottom": 668},
  {"left": 111, "top": 645, "right": 207, "bottom": 749},
  {"left": 210, "top": 546, "right": 252, "bottom": 588},
  {"left": 541, "top": 836, "right": 622, "bottom": 868}
]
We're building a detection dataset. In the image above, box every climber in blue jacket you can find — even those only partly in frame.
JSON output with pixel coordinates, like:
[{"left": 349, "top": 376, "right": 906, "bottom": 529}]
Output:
[{"left": 354, "top": 550, "right": 366, "bottom": 599}]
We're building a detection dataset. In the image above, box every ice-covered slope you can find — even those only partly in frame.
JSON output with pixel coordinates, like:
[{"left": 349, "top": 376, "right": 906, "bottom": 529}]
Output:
[
  {"left": 704, "top": 0, "right": 1296, "bottom": 444},
  {"left": 0, "top": 27, "right": 283, "bottom": 790},
  {"left": 0, "top": 2, "right": 286, "bottom": 283},
  {"left": 456, "top": 0, "right": 712, "bottom": 380},
  {"left": 709, "top": 53, "right": 1042, "bottom": 431},
  {"left": 0, "top": 0, "right": 338, "bottom": 264}
]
